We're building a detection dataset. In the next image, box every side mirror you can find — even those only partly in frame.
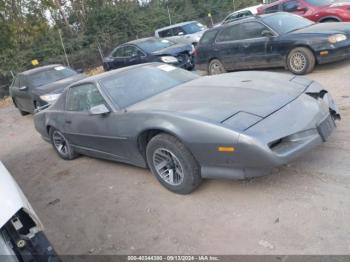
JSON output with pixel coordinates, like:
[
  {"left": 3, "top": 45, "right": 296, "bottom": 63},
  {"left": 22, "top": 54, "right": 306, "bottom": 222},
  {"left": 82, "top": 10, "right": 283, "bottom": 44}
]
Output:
[
  {"left": 262, "top": 30, "right": 274, "bottom": 37},
  {"left": 19, "top": 86, "right": 28, "bottom": 91},
  {"left": 76, "top": 68, "right": 84, "bottom": 74},
  {"left": 178, "top": 32, "right": 185, "bottom": 36},
  {"left": 89, "top": 104, "right": 110, "bottom": 116}
]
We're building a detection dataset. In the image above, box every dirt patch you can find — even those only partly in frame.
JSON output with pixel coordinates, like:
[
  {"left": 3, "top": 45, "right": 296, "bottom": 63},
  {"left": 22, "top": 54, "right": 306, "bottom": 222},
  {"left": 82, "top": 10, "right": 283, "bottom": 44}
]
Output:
[
  {"left": 0, "top": 96, "right": 12, "bottom": 108},
  {"left": 86, "top": 66, "right": 104, "bottom": 76}
]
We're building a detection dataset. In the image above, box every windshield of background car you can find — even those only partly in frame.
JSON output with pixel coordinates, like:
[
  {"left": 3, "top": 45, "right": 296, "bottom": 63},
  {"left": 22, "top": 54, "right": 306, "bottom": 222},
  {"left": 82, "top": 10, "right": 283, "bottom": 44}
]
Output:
[
  {"left": 305, "top": 0, "right": 333, "bottom": 6},
  {"left": 100, "top": 65, "right": 199, "bottom": 108},
  {"left": 28, "top": 66, "right": 77, "bottom": 88},
  {"left": 137, "top": 38, "right": 175, "bottom": 53},
  {"left": 262, "top": 13, "right": 314, "bottom": 34},
  {"left": 182, "top": 22, "right": 206, "bottom": 34}
]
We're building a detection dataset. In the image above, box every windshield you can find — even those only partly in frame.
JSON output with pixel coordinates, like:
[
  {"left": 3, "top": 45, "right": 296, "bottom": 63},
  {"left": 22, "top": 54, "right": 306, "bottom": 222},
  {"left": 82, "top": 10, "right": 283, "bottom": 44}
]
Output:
[
  {"left": 262, "top": 13, "right": 314, "bottom": 34},
  {"left": 100, "top": 65, "right": 198, "bottom": 108},
  {"left": 28, "top": 66, "right": 77, "bottom": 88},
  {"left": 182, "top": 22, "right": 206, "bottom": 34},
  {"left": 137, "top": 38, "right": 175, "bottom": 53},
  {"left": 305, "top": 0, "right": 333, "bottom": 6}
]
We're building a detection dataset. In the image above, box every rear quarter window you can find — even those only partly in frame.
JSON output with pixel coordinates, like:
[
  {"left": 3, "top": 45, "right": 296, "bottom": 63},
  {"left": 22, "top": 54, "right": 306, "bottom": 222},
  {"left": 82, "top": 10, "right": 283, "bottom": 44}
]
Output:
[
  {"left": 158, "top": 29, "right": 173, "bottom": 38},
  {"left": 199, "top": 30, "right": 219, "bottom": 45}
]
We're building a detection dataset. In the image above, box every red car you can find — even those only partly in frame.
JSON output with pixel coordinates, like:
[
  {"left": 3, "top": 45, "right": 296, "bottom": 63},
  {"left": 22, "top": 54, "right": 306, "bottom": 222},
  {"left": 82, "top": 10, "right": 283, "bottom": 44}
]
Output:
[{"left": 258, "top": 0, "right": 350, "bottom": 22}]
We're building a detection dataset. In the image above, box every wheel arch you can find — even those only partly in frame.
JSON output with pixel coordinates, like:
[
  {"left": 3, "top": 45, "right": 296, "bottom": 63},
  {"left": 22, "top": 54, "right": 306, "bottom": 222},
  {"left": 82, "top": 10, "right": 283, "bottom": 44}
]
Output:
[
  {"left": 318, "top": 16, "right": 341, "bottom": 23},
  {"left": 137, "top": 128, "right": 184, "bottom": 160}
]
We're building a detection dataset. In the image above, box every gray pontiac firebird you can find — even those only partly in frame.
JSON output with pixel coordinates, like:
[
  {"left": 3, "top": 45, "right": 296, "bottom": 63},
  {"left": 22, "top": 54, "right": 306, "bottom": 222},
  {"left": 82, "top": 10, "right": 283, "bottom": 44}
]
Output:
[{"left": 34, "top": 63, "right": 340, "bottom": 194}]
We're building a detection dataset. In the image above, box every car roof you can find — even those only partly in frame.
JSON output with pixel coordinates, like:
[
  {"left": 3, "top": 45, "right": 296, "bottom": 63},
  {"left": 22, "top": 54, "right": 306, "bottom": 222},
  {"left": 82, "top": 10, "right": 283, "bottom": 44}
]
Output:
[
  {"left": 71, "top": 63, "right": 164, "bottom": 85},
  {"left": 125, "top": 37, "right": 159, "bottom": 46},
  {"left": 156, "top": 21, "right": 197, "bottom": 32},
  {"left": 19, "top": 64, "right": 64, "bottom": 76}
]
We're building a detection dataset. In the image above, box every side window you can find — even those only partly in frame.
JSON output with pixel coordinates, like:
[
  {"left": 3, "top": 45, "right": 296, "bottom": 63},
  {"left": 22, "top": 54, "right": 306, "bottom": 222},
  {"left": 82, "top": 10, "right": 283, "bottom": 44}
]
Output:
[
  {"left": 282, "top": 0, "right": 299, "bottom": 12},
  {"left": 216, "top": 24, "right": 240, "bottom": 42},
  {"left": 240, "top": 22, "right": 268, "bottom": 39},
  {"left": 200, "top": 30, "right": 218, "bottom": 45},
  {"left": 173, "top": 27, "right": 186, "bottom": 36},
  {"left": 264, "top": 4, "right": 280, "bottom": 14},
  {"left": 124, "top": 45, "right": 144, "bottom": 57},
  {"left": 66, "top": 84, "right": 106, "bottom": 112},
  {"left": 224, "top": 13, "right": 239, "bottom": 23},
  {"left": 158, "top": 29, "right": 173, "bottom": 38},
  {"left": 112, "top": 47, "right": 125, "bottom": 58}
]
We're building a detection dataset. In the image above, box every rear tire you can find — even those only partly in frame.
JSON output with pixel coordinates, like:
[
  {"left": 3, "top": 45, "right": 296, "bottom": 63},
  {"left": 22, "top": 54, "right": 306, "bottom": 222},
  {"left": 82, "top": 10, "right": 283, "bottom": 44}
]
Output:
[
  {"left": 287, "top": 47, "right": 315, "bottom": 75},
  {"left": 18, "top": 109, "right": 29, "bottom": 116},
  {"left": 146, "top": 133, "right": 202, "bottom": 194},
  {"left": 208, "top": 59, "right": 227, "bottom": 75},
  {"left": 49, "top": 127, "right": 79, "bottom": 160}
]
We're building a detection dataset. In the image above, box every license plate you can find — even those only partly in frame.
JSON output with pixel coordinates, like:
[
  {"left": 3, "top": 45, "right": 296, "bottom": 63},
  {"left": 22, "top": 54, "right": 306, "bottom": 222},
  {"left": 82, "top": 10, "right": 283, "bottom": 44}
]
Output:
[{"left": 317, "top": 115, "right": 335, "bottom": 142}]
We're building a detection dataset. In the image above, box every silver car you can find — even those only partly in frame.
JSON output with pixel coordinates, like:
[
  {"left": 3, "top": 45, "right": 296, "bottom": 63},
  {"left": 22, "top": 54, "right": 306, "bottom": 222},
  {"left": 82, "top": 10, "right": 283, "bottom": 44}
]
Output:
[
  {"left": 33, "top": 63, "right": 340, "bottom": 194},
  {"left": 155, "top": 21, "right": 207, "bottom": 45}
]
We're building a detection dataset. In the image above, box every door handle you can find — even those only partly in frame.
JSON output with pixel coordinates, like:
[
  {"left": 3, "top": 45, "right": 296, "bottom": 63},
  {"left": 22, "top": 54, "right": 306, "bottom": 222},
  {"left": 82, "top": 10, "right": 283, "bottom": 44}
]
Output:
[{"left": 65, "top": 120, "right": 72, "bottom": 124}]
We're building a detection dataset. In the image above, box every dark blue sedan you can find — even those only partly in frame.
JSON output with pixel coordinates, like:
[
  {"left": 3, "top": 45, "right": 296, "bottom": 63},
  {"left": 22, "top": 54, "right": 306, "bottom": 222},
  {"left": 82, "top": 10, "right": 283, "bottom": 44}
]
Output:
[{"left": 103, "top": 37, "right": 194, "bottom": 71}]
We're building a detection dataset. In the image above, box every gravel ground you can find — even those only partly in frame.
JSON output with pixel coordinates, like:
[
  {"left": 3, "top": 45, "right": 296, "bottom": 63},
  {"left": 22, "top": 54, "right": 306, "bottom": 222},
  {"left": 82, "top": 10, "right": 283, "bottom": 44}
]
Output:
[{"left": 0, "top": 61, "right": 350, "bottom": 255}]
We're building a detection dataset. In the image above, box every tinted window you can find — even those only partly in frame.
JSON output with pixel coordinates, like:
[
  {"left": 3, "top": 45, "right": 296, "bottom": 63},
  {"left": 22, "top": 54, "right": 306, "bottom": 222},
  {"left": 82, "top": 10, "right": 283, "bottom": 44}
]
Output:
[
  {"left": 112, "top": 47, "right": 125, "bottom": 57},
  {"left": 66, "top": 84, "right": 105, "bottom": 112},
  {"left": 264, "top": 4, "right": 280, "bottom": 13},
  {"left": 305, "top": 0, "right": 333, "bottom": 6},
  {"left": 262, "top": 13, "right": 314, "bottom": 34},
  {"left": 158, "top": 29, "right": 173, "bottom": 37},
  {"left": 100, "top": 65, "right": 198, "bottom": 108},
  {"left": 28, "top": 66, "right": 77, "bottom": 88},
  {"left": 124, "top": 45, "right": 144, "bottom": 57},
  {"left": 200, "top": 30, "right": 218, "bottom": 45},
  {"left": 136, "top": 38, "right": 175, "bottom": 53},
  {"left": 224, "top": 11, "right": 253, "bottom": 24},
  {"left": 240, "top": 22, "right": 268, "bottom": 39},
  {"left": 182, "top": 22, "right": 206, "bottom": 34},
  {"left": 282, "top": 0, "right": 299, "bottom": 12},
  {"left": 173, "top": 27, "right": 186, "bottom": 36},
  {"left": 216, "top": 24, "right": 240, "bottom": 42}
]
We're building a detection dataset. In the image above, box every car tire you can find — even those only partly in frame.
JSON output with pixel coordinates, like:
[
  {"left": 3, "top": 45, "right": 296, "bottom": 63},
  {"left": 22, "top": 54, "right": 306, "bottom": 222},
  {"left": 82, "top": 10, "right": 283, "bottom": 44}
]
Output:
[
  {"left": 49, "top": 128, "right": 79, "bottom": 160},
  {"left": 287, "top": 47, "right": 315, "bottom": 75},
  {"left": 208, "top": 59, "right": 227, "bottom": 75},
  {"left": 146, "top": 133, "right": 202, "bottom": 194},
  {"left": 18, "top": 109, "right": 29, "bottom": 116}
]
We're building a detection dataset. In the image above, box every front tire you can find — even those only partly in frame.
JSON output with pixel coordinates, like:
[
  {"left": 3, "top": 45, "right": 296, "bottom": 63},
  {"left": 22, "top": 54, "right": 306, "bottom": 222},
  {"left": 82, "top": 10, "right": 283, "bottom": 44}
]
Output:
[
  {"left": 287, "top": 47, "right": 315, "bottom": 75},
  {"left": 49, "top": 128, "right": 78, "bottom": 160},
  {"left": 208, "top": 59, "right": 227, "bottom": 75},
  {"left": 146, "top": 133, "right": 202, "bottom": 194}
]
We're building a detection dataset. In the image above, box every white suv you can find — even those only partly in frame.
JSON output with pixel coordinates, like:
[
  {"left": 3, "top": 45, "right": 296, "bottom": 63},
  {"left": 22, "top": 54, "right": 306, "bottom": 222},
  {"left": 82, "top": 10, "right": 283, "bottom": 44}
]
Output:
[{"left": 155, "top": 21, "right": 207, "bottom": 45}]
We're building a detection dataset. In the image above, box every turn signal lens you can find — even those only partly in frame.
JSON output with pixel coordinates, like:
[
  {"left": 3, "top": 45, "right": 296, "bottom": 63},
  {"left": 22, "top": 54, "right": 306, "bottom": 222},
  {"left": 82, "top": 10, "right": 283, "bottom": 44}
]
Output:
[{"left": 217, "top": 146, "right": 235, "bottom": 152}]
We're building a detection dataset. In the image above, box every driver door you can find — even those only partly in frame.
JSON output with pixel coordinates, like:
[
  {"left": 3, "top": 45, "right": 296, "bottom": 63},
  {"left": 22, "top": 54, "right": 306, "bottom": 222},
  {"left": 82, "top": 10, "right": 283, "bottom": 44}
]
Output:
[{"left": 63, "top": 83, "right": 129, "bottom": 160}]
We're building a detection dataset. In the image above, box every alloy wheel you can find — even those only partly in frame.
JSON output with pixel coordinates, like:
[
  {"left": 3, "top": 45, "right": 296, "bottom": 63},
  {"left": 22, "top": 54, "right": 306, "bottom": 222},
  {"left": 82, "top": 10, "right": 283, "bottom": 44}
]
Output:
[
  {"left": 152, "top": 148, "right": 184, "bottom": 186},
  {"left": 52, "top": 130, "right": 69, "bottom": 157},
  {"left": 290, "top": 52, "right": 307, "bottom": 73}
]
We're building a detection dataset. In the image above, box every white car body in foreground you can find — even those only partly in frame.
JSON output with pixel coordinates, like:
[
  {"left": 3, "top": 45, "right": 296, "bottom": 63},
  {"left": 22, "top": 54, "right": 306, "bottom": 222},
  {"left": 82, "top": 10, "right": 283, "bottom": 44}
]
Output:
[{"left": 0, "top": 162, "right": 59, "bottom": 261}]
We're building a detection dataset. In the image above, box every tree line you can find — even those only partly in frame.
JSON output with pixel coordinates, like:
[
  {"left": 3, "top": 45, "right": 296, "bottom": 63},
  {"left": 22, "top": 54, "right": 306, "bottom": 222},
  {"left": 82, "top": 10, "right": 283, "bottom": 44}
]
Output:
[{"left": 0, "top": 0, "right": 260, "bottom": 97}]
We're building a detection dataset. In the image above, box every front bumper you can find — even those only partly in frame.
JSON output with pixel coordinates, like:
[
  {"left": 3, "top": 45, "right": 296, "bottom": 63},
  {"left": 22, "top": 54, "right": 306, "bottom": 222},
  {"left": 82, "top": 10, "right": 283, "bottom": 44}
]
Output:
[
  {"left": 201, "top": 86, "right": 340, "bottom": 180},
  {"left": 316, "top": 41, "right": 350, "bottom": 64}
]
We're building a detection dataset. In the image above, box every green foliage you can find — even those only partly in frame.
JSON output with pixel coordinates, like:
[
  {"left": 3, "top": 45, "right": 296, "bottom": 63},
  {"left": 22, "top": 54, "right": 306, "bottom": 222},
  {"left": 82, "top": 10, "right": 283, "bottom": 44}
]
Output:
[{"left": 0, "top": 0, "right": 261, "bottom": 94}]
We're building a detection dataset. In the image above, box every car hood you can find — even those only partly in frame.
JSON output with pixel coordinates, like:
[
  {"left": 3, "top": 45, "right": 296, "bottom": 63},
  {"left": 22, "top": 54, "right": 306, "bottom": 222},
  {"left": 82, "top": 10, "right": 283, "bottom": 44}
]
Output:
[
  {"left": 32, "top": 74, "right": 86, "bottom": 96},
  {"left": 151, "top": 43, "right": 192, "bottom": 56},
  {"left": 128, "top": 71, "right": 311, "bottom": 123},
  {"left": 290, "top": 22, "right": 350, "bottom": 35}
]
